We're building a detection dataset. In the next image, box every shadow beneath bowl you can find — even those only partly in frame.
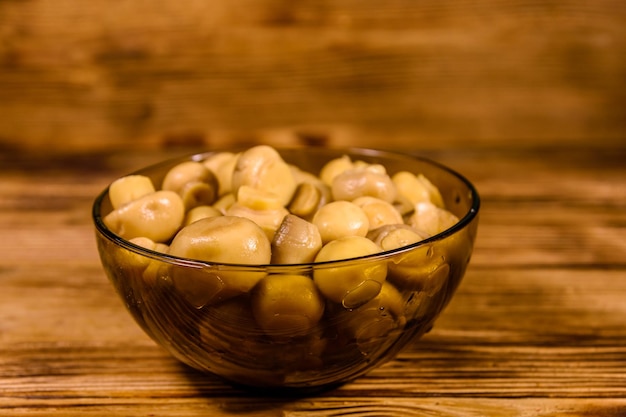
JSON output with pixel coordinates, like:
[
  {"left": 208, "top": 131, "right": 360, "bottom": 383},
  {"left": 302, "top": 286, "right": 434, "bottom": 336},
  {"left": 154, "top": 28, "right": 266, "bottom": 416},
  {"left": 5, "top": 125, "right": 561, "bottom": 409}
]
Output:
[{"left": 177, "top": 361, "right": 347, "bottom": 412}]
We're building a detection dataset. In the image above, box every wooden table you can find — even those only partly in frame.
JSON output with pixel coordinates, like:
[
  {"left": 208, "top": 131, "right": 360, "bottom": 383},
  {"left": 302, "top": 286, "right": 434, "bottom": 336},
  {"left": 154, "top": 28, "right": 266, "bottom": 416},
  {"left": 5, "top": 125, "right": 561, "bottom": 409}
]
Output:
[{"left": 1, "top": 143, "right": 625, "bottom": 416}]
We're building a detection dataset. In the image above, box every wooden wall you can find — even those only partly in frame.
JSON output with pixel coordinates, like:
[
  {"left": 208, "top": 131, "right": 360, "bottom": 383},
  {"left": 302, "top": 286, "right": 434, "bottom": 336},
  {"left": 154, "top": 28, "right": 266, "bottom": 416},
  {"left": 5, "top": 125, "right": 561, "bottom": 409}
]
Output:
[{"left": 1, "top": 0, "right": 624, "bottom": 154}]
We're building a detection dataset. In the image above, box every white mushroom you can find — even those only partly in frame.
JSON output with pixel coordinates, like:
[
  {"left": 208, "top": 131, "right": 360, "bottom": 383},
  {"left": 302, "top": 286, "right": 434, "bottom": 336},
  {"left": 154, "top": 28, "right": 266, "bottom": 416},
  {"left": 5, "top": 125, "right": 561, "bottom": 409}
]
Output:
[
  {"left": 331, "top": 165, "right": 397, "bottom": 203},
  {"left": 313, "top": 236, "right": 387, "bottom": 307},
  {"left": 108, "top": 175, "right": 155, "bottom": 210},
  {"left": 312, "top": 200, "right": 370, "bottom": 244},
  {"left": 231, "top": 145, "right": 297, "bottom": 206},
  {"left": 104, "top": 190, "right": 185, "bottom": 242},
  {"left": 271, "top": 214, "right": 323, "bottom": 264}
]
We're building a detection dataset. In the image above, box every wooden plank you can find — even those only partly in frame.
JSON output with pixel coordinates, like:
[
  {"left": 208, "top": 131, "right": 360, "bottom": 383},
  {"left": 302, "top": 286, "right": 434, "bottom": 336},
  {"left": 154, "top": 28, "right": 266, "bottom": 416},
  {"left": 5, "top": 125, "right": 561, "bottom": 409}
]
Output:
[
  {"left": 1, "top": 267, "right": 625, "bottom": 414},
  {"left": 1, "top": 1, "right": 625, "bottom": 152},
  {"left": 1, "top": 398, "right": 625, "bottom": 417}
]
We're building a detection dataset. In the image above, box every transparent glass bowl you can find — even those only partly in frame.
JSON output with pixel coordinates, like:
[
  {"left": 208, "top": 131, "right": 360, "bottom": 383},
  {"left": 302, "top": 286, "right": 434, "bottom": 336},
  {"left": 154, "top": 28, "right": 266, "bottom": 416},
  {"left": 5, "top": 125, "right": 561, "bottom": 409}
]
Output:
[{"left": 92, "top": 147, "right": 480, "bottom": 390}]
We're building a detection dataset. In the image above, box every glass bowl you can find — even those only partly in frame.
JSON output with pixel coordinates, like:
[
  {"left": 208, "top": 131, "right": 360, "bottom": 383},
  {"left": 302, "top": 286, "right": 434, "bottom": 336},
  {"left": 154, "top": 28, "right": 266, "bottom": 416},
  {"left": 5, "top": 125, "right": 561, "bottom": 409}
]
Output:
[{"left": 92, "top": 147, "right": 480, "bottom": 390}]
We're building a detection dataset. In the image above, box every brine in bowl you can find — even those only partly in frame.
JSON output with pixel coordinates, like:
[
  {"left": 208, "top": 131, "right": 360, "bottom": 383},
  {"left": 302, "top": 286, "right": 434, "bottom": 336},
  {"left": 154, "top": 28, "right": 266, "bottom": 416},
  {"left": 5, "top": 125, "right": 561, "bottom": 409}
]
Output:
[{"left": 92, "top": 145, "right": 479, "bottom": 390}]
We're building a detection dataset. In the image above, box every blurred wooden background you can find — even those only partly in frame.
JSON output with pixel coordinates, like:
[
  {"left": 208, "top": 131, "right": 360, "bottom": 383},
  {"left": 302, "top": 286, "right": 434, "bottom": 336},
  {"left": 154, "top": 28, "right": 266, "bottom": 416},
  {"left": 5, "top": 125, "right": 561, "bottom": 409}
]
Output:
[{"left": 1, "top": 0, "right": 624, "bottom": 154}]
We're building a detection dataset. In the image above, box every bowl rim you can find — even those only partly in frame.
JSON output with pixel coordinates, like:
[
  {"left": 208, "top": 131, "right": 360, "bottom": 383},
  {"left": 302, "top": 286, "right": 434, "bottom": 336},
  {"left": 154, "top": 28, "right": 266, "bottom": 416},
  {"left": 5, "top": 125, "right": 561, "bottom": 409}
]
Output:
[{"left": 92, "top": 146, "right": 480, "bottom": 272}]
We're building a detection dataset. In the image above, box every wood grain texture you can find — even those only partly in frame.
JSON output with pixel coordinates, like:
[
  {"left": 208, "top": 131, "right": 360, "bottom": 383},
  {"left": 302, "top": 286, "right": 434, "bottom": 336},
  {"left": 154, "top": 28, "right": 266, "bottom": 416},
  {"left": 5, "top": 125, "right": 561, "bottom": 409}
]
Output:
[
  {"left": 1, "top": 0, "right": 625, "bottom": 153},
  {"left": 1, "top": 143, "right": 625, "bottom": 416},
  {"left": 1, "top": 3, "right": 625, "bottom": 414}
]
